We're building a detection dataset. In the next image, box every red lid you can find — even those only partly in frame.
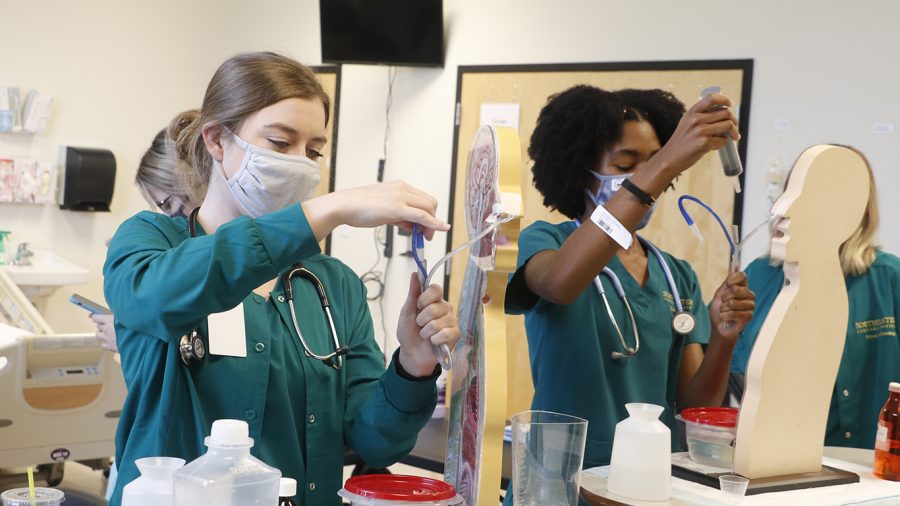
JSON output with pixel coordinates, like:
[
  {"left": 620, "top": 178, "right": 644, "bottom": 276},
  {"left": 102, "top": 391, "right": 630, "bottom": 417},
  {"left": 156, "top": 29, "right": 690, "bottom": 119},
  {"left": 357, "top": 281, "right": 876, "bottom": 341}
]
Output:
[
  {"left": 344, "top": 474, "right": 457, "bottom": 501},
  {"left": 681, "top": 407, "right": 738, "bottom": 428}
]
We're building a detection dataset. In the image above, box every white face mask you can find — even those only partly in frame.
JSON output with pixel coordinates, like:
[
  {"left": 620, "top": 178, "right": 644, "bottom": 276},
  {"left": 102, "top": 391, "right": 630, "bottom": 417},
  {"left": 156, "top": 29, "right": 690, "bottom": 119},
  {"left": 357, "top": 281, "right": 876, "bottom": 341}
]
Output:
[{"left": 223, "top": 132, "right": 322, "bottom": 217}]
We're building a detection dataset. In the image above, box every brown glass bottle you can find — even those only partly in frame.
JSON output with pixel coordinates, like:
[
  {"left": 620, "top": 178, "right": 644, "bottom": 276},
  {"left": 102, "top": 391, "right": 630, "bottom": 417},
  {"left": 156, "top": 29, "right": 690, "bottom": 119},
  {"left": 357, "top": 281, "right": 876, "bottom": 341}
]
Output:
[{"left": 873, "top": 382, "right": 900, "bottom": 481}]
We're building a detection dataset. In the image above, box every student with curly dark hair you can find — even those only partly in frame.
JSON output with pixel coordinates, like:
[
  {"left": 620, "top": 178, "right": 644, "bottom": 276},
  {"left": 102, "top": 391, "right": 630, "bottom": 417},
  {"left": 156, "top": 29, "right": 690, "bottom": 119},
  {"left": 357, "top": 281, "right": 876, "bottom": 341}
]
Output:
[{"left": 505, "top": 85, "right": 757, "bottom": 481}]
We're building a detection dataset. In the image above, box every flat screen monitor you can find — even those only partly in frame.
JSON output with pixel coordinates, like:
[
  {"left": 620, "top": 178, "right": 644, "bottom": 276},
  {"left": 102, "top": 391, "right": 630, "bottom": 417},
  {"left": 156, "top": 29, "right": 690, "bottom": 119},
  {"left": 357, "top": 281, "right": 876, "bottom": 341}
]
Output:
[{"left": 320, "top": 0, "right": 444, "bottom": 67}]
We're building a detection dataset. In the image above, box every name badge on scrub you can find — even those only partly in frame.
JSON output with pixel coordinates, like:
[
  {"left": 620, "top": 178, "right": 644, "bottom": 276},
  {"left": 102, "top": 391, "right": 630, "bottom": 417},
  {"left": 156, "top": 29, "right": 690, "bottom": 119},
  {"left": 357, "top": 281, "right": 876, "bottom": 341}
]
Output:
[{"left": 207, "top": 303, "right": 247, "bottom": 357}]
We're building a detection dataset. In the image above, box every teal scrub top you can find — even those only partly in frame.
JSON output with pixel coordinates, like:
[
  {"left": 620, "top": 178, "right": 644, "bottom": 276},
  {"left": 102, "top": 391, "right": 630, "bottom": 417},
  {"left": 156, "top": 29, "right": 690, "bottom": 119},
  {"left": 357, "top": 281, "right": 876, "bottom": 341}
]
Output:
[
  {"left": 103, "top": 205, "right": 438, "bottom": 506},
  {"left": 731, "top": 252, "right": 900, "bottom": 449},
  {"left": 505, "top": 220, "right": 711, "bottom": 469}
]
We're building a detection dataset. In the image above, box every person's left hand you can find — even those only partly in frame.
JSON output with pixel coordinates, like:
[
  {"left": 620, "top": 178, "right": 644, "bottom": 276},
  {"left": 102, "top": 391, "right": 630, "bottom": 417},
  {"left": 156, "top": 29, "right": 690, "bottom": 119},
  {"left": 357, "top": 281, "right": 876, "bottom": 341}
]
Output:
[
  {"left": 397, "top": 273, "right": 460, "bottom": 377},
  {"left": 90, "top": 313, "right": 119, "bottom": 352},
  {"left": 709, "top": 271, "right": 755, "bottom": 340}
]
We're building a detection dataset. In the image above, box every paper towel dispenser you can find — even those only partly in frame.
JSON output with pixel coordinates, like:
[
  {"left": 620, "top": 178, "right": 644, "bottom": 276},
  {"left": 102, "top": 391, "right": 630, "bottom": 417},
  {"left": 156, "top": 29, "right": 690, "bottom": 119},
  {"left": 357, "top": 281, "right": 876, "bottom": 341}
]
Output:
[{"left": 59, "top": 146, "right": 116, "bottom": 211}]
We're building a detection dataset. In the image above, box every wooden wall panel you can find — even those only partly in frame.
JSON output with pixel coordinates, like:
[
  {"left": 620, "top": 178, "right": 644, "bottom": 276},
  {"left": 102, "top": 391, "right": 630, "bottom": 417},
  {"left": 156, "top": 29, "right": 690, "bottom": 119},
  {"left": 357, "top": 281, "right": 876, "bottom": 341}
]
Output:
[
  {"left": 313, "top": 66, "right": 341, "bottom": 253},
  {"left": 445, "top": 62, "right": 753, "bottom": 418}
]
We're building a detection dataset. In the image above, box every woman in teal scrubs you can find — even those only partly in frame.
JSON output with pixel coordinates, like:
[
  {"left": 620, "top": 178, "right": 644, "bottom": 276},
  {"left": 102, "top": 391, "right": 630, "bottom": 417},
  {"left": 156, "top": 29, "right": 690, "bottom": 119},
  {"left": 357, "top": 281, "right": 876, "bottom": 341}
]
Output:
[
  {"left": 103, "top": 52, "right": 460, "bottom": 505},
  {"left": 504, "top": 86, "right": 756, "bottom": 481},
  {"left": 731, "top": 149, "right": 899, "bottom": 449}
]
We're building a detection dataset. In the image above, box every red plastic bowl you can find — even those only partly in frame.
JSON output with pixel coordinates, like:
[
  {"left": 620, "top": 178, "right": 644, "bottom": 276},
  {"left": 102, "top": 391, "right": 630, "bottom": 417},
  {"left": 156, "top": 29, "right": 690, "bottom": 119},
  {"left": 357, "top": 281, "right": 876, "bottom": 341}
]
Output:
[
  {"left": 343, "top": 474, "right": 458, "bottom": 502},
  {"left": 681, "top": 407, "right": 738, "bottom": 428}
]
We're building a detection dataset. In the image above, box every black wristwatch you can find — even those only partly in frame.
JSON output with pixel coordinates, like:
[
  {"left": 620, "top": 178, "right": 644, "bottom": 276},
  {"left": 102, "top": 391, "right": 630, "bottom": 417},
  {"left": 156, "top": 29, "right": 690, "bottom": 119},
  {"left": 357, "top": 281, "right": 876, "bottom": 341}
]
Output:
[{"left": 622, "top": 178, "right": 656, "bottom": 208}]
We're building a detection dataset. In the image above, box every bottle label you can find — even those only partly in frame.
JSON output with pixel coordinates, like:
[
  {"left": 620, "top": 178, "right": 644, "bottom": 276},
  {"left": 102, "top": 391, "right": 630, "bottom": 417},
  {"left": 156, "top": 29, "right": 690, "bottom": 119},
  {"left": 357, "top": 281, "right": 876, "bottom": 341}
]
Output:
[{"left": 875, "top": 422, "right": 889, "bottom": 451}]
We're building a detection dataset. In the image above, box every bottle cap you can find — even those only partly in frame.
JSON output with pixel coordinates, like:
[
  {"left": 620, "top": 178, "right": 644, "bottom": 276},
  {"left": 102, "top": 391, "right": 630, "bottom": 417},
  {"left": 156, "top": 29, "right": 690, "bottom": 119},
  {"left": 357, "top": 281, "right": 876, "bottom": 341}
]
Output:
[
  {"left": 280, "top": 477, "right": 297, "bottom": 497},
  {"left": 890, "top": 382, "right": 900, "bottom": 394},
  {"left": 206, "top": 419, "right": 253, "bottom": 448}
]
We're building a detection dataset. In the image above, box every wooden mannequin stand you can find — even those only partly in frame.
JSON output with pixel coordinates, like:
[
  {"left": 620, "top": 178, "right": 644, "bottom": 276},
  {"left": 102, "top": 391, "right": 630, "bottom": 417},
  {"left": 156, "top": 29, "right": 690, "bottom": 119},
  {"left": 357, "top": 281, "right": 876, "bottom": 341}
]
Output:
[{"left": 675, "top": 145, "right": 870, "bottom": 494}]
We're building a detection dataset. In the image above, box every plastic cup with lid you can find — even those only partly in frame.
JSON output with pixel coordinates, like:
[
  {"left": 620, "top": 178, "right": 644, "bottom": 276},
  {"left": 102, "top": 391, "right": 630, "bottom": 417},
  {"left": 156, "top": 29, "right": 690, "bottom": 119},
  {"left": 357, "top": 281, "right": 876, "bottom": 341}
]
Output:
[{"left": 1, "top": 487, "right": 65, "bottom": 506}]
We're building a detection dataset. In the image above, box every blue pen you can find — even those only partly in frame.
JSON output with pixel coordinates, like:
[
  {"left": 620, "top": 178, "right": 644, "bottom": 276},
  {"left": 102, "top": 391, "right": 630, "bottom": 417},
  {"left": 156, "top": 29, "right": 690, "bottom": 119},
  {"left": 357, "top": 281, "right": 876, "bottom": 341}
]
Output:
[{"left": 412, "top": 224, "right": 453, "bottom": 370}]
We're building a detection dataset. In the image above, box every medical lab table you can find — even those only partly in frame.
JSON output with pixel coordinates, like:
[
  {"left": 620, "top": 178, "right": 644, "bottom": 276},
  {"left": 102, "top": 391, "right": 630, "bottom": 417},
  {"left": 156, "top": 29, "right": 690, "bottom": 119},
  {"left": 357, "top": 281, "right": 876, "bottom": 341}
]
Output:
[{"left": 580, "top": 447, "right": 900, "bottom": 505}]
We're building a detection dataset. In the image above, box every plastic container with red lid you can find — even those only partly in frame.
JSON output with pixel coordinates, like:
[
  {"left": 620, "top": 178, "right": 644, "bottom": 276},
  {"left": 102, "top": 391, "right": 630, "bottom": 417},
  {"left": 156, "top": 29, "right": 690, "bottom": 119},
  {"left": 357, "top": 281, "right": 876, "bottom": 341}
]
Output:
[
  {"left": 338, "top": 475, "right": 464, "bottom": 505},
  {"left": 680, "top": 407, "right": 739, "bottom": 468}
]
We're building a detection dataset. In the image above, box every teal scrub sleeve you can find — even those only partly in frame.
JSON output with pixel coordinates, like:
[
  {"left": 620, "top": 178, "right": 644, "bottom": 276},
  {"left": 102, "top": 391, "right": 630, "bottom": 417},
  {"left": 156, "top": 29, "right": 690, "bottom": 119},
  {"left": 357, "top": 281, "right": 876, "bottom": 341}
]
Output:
[
  {"left": 103, "top": 205, "right": 321, "bottom": 340},
  {"left": 506, "top": 221, "right": 568, "bottom": 314},
  {"left": 342, "top": 277, "right": 437, "bottom": 469}
]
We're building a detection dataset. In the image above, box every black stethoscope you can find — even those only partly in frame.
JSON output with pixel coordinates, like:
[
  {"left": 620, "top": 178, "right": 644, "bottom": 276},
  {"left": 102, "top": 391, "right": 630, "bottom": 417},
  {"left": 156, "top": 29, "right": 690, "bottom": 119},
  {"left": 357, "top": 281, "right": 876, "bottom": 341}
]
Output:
[
  {"left": 179, "top": 208, "right": 349, "bottom": 369},
  {"left": 282, "top": 263, "right": 349, "bottom": 369},
  {"left": 574, "top": 220, "right": 696, "bottom": 360}
]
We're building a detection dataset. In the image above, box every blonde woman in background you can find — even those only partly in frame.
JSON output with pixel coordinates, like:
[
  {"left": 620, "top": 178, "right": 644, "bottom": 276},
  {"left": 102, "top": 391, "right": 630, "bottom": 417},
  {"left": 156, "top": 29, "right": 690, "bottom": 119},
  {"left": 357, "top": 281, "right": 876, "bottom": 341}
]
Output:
[
  {"left": 134, "top": 125, "right": 200, "bottom": 219},
  {"left": 93, "top": 127, "right": 202, "bottom": 352},
  {"left": 730, "top": 147, "right": 900, "bottom": 449}
]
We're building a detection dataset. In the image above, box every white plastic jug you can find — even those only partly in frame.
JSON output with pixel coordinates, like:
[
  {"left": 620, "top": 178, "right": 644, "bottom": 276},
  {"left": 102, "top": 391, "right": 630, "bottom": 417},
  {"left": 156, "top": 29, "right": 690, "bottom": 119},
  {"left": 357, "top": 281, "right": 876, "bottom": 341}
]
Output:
[
  {"left": 173, "top": 419, "right": 281, "bottom": 506},
  {"left": 607, "top": 403, "right": 671, "bottom": 501},
  {"left": 122, "top": 456, "right": 185, "bottom": 506}
]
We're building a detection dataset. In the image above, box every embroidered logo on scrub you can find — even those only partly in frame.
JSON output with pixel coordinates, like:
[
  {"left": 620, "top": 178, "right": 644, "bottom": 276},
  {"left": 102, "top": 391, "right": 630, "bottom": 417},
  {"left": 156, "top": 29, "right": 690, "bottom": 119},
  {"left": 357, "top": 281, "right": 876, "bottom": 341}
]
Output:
[
  {"left": 855, "top": 316, "right": 896, "bottom": 340},
  {"left": 662, "top": 291, "right": 695, "bottom": 313}
]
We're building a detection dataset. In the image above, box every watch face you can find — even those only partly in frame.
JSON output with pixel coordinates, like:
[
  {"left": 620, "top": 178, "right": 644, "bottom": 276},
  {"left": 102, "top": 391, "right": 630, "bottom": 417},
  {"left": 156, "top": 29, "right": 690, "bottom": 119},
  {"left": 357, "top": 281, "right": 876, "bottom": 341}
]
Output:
[{"left": 673, "top": 311, "right": 696, "bottom": 335}]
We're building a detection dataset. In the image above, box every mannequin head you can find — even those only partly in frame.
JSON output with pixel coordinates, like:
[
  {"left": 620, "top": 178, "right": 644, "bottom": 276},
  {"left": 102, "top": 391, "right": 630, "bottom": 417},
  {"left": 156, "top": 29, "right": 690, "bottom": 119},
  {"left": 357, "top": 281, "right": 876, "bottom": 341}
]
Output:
[{"left": 770, "top": 145, "right": 870, "bottom": 263}]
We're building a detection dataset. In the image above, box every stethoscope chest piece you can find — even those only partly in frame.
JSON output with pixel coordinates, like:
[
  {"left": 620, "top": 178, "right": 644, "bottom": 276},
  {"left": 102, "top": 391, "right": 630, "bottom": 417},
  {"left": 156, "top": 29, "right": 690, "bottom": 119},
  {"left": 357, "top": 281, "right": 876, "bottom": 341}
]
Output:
[
  {"left": 672, "top": 311, "right": 696, "bottom": 336},
  {"left": 179, "top": 330, "right": 206, "bottom": 366}
]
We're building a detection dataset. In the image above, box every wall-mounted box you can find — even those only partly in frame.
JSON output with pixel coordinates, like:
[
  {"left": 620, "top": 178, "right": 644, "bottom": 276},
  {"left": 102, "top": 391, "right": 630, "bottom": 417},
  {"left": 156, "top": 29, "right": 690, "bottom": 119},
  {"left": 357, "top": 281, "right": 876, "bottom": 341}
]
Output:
[{"left": 59, "top": 146, "right": 116, "bottom": 211}]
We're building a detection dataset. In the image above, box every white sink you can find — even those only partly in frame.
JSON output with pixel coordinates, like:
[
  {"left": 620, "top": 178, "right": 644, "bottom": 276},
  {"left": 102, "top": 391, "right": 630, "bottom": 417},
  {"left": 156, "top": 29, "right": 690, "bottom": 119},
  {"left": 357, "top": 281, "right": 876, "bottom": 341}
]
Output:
[{"left": 2, "top": 250, "right": 90, "bottom": 287}]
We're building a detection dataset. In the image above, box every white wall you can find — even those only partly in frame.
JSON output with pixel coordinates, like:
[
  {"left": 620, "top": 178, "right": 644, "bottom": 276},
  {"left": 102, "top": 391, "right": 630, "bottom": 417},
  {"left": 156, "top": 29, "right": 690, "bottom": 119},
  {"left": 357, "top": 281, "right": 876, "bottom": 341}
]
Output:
[
  {"left": 3, "top": 0, "right": 898, "bottom": 353},
  {"left": 330, "top": 0, "right": 900, "bottom": 355},
  {"left": 0, "top": 0, "right": 321, "bottom": 332}
]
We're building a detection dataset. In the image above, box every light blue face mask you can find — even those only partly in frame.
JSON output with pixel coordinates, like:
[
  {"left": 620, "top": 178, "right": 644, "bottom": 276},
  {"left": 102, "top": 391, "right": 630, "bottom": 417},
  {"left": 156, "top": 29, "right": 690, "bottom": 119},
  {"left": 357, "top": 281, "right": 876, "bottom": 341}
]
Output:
[
  {"left": 586, "top": 171, "right": 656, "bottom": 230},
  {"left": 223, "top": 132, "right": 322, "bottom": 218}
]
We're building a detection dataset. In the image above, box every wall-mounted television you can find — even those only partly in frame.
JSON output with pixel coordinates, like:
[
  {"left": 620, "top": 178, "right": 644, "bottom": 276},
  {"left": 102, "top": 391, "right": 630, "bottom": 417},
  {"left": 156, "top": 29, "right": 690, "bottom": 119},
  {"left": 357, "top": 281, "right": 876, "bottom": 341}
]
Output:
[{"left": 320, "top": 0, "right": 444, "bottom": 67}]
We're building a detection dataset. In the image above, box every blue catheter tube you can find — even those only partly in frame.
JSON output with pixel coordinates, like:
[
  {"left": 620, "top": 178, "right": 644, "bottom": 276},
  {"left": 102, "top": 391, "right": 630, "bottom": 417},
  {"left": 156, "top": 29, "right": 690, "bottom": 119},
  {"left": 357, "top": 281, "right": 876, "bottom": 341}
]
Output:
[
  {"left": 677, "top": 195, "right": 736, "bottom": 257},
  {"left": 411, "top": 224, "right": 453, "bottom": 370}
]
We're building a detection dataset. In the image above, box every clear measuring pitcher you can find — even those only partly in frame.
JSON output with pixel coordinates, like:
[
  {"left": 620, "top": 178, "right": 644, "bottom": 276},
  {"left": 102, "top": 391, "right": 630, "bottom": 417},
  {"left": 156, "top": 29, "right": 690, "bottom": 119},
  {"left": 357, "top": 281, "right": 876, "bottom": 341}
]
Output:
[
  {"left": 173, "top": 419, "right": 281, "bottom": 506},
  {"left": 511, "top": 410, "right": 588, "bottom": 506}
]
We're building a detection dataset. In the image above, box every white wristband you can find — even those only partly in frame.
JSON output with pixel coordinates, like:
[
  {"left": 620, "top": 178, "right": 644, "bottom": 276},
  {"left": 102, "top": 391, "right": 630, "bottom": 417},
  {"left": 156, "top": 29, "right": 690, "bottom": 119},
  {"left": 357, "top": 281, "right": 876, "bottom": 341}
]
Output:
[{"left": 589, "top": 205, "right": 633, "bottom": 250}]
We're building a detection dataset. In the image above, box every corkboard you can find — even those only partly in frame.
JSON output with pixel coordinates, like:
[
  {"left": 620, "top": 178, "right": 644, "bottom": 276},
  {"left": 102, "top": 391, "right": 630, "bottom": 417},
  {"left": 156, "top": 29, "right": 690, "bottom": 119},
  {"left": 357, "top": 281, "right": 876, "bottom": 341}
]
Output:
[{"left": 445, "top": 61, "right": 754, "bottom": 418}]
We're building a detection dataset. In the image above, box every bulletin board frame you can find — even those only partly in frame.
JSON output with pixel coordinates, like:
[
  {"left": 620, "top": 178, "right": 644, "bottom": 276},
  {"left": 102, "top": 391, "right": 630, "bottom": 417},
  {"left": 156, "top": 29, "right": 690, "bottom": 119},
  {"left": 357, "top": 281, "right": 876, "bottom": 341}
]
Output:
[
  {"left": 312, "top": 65, "right": 342, "bottom": 254},
  {"left": 445, "top": 60, "right": 754, "bottom": 417}
]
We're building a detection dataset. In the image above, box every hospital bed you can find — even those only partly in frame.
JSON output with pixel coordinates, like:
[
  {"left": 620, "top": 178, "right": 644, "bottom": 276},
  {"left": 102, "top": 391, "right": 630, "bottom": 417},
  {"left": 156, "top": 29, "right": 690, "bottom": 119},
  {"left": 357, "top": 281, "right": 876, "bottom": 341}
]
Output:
[{"left": 0, "top": 269, "right": 125, "bottom": 486}]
